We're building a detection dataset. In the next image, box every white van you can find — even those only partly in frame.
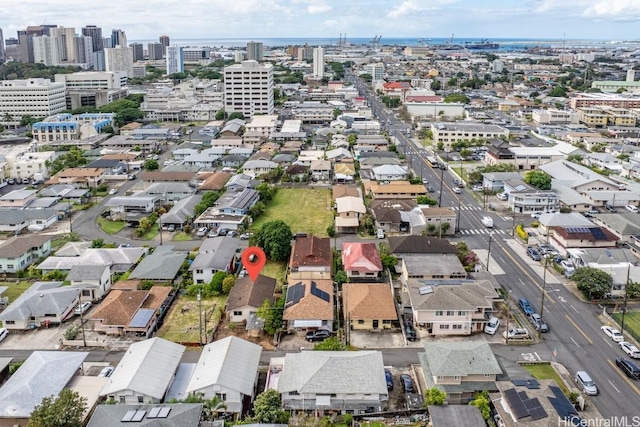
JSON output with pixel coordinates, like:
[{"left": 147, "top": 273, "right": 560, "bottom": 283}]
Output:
[
  {"left": 377, "top": 229, "right": 385, "bottom": 239},
  {"left": 575, "top": 371, "right": 598, "bottom": 396},
  {"left": 0, "top": 328, "right": 8, "bottom": 343},
  {"left": 502, "top": 327, "right": 529, "bottom": 340},
  {"left": 626, "top": 205, "right": 638, "bottom": 213}
]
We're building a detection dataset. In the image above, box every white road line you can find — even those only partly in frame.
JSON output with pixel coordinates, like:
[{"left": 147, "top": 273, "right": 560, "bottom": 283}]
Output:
[
  {"left": 543, "top": 305, "right": 549, "bottom": 313},
  {"left": 569, "top": 304, "right": 579, "bottom": 314},
  {"left": 534, "top": 352, "right": 541, "bottom": 361},
  {"left": 602, "top": 338, "right": 613, "bottom": 348},
  {"left": 608, "top": 380, "right": 621, "bottom": 393},
  {"left": 570, "top": 337, "right": 580, "bottom": 348}
]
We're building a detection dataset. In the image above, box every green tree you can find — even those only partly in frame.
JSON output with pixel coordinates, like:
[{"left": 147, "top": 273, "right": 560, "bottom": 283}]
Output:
[
  {"left": 548, "top": 85, "right": 567, "bottom": 97},
  {"left": 90, "top": 238, "right": 105, "bottom": 248},
  {"left": 381, "top": 96, "right": 401, "bottom": 108},
  {"left": 254, "top": 220, "right": 293, "bottom": 261},
  {"left": 228, "top": 112, "right": 245, "bottom": 120},
  {"left": 255, "top": 182, "right": 276, "bottom": 204},
  {"left": 430, "top": 79, "right": 441, "bottom": 91},
  {"left": 469, "top": 391, "right": 491, "bottom": 420},
  {"left": 313, "top": 336, "right": 345, "bottom": 351},
  {"left": 443, "top": 93, "right": 469, "bottom": 104},
  {"left": 572, "top": 267, "right": 611, "bottom": 299},
  {"left": 524, "top": 170, "right": 552, "bottom": 190},
  {"left": 424, "top": 387, "right": 446, "bottom": 406},
  {"left": 27, "top": 389, "right": 87, "bottom": 427},
  {"left": 256, "top": 298, "right": 284, "bottom": 335},
  {"left": 143, "top": 159, "right": 159, "bottom": 171},
  {"left": 359, "top": 73, "right": 372, "bottom": 82},
  {"left": 208, "top": 271, "right": 227, "bottom": 295},
  {"left": 250, "top": 389, "right": 289, "bottom": 424},
  {"left": 215, "top": 109, "right": 228, "bottom": 120},
  {"left": 417, "top": 195, "right": 437, "bottom": 205},
  {"left": 334, "top": 270, "right": 348, "bottom": 286},
  {"left": 222, "top": 276, "right": 236, "bottom": 294}
]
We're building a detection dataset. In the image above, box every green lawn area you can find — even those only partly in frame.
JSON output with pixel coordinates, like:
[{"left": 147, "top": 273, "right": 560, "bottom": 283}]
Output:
[
  {"left": 612, "top": 311, "right": 640, "bottom": 342},
  {"left": 262, "top": 261, "right": 287, "bottom": 291},
  {"left": 0, "top": 281, "right": 33, "bottom": 303},
  {"left": 140, "top": 228, "right": 159, "bottom": 241},
  {"left": 172, "top": 232, "right": 192, "bottom": 241},
  {"left": 158, "top": 295, "right": 225, "bottom": 343},
  {"left": 97, "top": 217, "right": 125, "bottom": 234},
  {"left": 523, "top": 363, "right": 569, "bottom": 395},
  {"left": 252, "top": 188, "right": 333, "bottom": 236}
]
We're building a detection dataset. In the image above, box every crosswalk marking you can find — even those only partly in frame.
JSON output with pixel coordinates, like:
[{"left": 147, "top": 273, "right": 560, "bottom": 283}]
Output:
[
  {"left": 459, "top": 229, "right": 507, "bottom": 235},
  {"left": 452, "top": 206, "right": 483, "bottom": 211}
]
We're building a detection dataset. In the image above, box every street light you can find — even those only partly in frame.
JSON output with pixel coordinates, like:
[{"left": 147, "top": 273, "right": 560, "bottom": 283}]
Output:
[{"left": 486, "top": 231, "right": 495, "bottom": 272}]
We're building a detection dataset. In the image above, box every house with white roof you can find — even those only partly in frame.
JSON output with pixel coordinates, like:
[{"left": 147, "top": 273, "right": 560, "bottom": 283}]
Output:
[
  {"left": 485, "top": 141, "right": 580, "bottom": 170},
  {"left": 242, "top": 160, "right": 278, "bottom": 178},
  {"left": 335, "top": 196, "right": 366, "bottom": 234},
  {"left": 184, "top": 336, "right": 262, "bottom": 413},
  {"left": 100, "top": 338, "right": 186, "bottom": 404},
  {"left": 190, "top": 237, "right": 242, "bottom": 284},
  {"left": 372, "top": 164, "right": 408, "bottom": 181},
  {"left": 584, "top": 153, "right": 623, "bottom": 173}
]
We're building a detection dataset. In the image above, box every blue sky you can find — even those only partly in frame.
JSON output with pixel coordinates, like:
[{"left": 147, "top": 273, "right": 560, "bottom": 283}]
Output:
[{"left": 2, "top": 0, "right": 640, "bottom": 41}]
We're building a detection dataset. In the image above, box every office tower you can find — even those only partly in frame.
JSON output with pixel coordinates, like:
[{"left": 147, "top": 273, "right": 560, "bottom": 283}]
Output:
[
  {"left": 102, "top": 37, "right": 112, "bottom": 49},
  {"left": 0, "top": 28, "right": 4, "bottom": 62},
  {"left": 33, "top": 36, "right": 60, "bottom": 66},
  {"left": 74, "top": 36, "right": 94, "bottom": 66},
  {"left": 147, "top": 42, "right": 163, "bottom": 60},
  {"left": 130, "top": 43, "right": 144, "bottom": 61},
  {"left": 234, "top": 51, "right": 244, "bottom": 63},
  {"left": 104, "top": 47, "right": 134, "bottom": 77},
  {"left": 297, "top": 46, "right": 313, "bottom": 61},
  {"left": 166, "top": 45, "right": 184, "bottom": 74},
  {"left": 159, "top": 35, "right": 170, "bottom": 54},
  {"left": 4, "top": 38, "right": 20, "bottom": 62},
  {"left": 48, "top": 27, "right": 76, "bottom": 62},
  {"left": 110, "top": 29, "right": 127, "bottom": 48},
  {"left": 246, "top": 41, "right": 263, "bottom": 61},
  {"left": 224, "top": 60, "right": 274, "bottom": 117},
  {"left": 55, "top": 71, "right": 128, "bottom": 109},
  {"left": 627, "top": 69, "right": 636, "bottom": 82},
  {"left": 92, "top": 51, "right": 105, "bottom": 71},
  {"left": 81, "top": 25, "right": 103, "bottom": 52},
  {"left": 0, "top": 79, "right": 66, "bottom": 123},
  {"left": 313, "top": 47, "right": 324, "bottom": 78}
]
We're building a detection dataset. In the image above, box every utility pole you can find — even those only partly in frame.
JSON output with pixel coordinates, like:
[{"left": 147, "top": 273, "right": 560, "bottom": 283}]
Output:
[
  {"left": 197, "top": 291, "right": 203, "bottom": 346},
  {"left": 622, "top": 263, "right": 630, "bottom": 336},
  {"left": 438, "top": 166, "right": 445, "bottom": 206},
  {"left": 79, "top": 292, "right": 87, "bottom": 347},
  {"left": 486, "top": 232, "right": 494, "bottom": 272},
  {"left": 68, "top": 199, "right": 73, "bottom": 234},
  {"left": 539, "top": 255, "right": 549, "bottom": 339},
  {"left": 504, "top": 289, "right": 510, "bottom": 344}
]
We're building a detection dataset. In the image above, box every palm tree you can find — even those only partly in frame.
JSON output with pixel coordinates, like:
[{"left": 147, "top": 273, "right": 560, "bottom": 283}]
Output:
[{"left": 202, "top": 396, "right": 227, "bottom": 420}]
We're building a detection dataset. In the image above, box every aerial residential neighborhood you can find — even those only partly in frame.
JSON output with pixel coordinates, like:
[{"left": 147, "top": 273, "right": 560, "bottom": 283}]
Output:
[{"left": 0, "top": 6, "right": 640, "bottom": 427}]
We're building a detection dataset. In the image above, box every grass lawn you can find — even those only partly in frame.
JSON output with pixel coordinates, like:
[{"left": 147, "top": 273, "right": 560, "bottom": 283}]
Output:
[
  {"left": 158, "top": 295, "right": 225, "bottom": 343},
  {"left": 0, "top": 281, "right": 33, "bottom": 303},
  {"left": 172, "top": 232, "right": 192, "bottom": 241},
  {"left": 97, "top": 217, "right": 125, "bottom": 234},
  {"left": 252, "top": 188, "right": 333, "bottom": 236},
  {"left": 523, "top": 363, "right": 569, "bottom": 395},
  {"left": 140, "top": 228, "right": 159, "bottom": 241},
  {"left": 261, "top": 261, "right": 287, "bottom": 290},
  {"left": 612, "top": 311, "right": 640, "bottom": 341}
]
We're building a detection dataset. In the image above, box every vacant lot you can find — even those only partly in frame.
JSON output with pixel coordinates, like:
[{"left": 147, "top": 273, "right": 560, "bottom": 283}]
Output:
[
  {"left": 252, "top": 188, "right": 333, "bottom": 236},
  {"left": 612, "top": 311, "right": 640, "bottom": 342},
  {"left": 523, "top": 363, "right": 569, "bottom": 395},
  {"left": 0, "top": 281, "right": 32, "bottom": 303},
  {"left": 158, "top": 295, "right": 225, "bottom": 344}
]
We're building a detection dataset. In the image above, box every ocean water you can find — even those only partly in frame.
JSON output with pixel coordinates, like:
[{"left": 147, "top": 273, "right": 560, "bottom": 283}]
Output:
[{"left": 130, "top": 37, "right": 639, "bottom": 50}]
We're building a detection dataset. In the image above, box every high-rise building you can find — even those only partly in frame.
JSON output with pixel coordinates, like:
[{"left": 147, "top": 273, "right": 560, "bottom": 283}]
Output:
[
  {"left": 17, "top": 25, "right": 57, "bottom": 63},
  {"left": 166, "top": 45, "right": 184, "bottom": 75},
  {"left": 74, "top": 36, "right": 94, "bottom": 66},
  {"left": 148, "top": 42, "right": 163, "bottom": 60},
  {"left": 48, "top": 27, "right": 76, "bottom": 62},
  {"left": 4, "top": 38, "right": 20, "bottom": 62},
  {"left": 0, "top": 28, "right": 4, "bottom": 62},
  {"left": 246, "top": 41, "right": 264, "bottom": 61},
  {"left": 297, "top": 46, "right": 313, "bottom": 61},
  {"left": 81, "top": 25, "right": 103, "bottom": 52},
  {"left": 0, "top": 79, "right": 66, "bottom": 125},
  {"left": 130, "top": 43, "right": 144, "bottom": 61},
  {"left": 159, "top": 35, "right": 170, "bottom": 54},
  {"left": 104, "top": 47, "right": 134, "bottom": 77},
  {"left": 102, "top": 37, "right": 112, "bottom": 49},
  {"left": 313, "top": 47, "right": 324, "bottom": 78},
  {"left": 55, "top": 71, "right": 128, "bottom": 109},
  {"left": 32, "top": 36, "right": 60, "bottom": 66},
  {"left": 110, "top": 29, "right": 127, "bottom": 48},
  {"left": 224, "top": 60, "right": 274, "bottom": 117}
]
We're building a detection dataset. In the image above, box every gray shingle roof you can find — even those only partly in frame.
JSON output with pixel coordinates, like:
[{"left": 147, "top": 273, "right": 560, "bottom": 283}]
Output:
[
  {"left": 0, "top": 281, "right": 76, "bottom": 322},
  {"left": 0, "top": 234, "right": 51, "bottom": 258},
  {"left": 87, "top": 403, "right": 203, "bottom": 427},
  {"left": 189, "top": 237, "right": 240, "bottom": 272},
  {"left": 130, "top": 246, "right": 187, "bottom": 280},
  {"left": 422, "top": 342, "right": 502, "bottom": 377},
  {"left": 66, "top": 264, "right": 109, "bottom": 281}
]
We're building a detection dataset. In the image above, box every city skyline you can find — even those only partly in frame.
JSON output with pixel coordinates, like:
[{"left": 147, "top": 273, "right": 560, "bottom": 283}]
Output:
[{"left": 2, "top": 0, "right": 640, "bottom": 42}]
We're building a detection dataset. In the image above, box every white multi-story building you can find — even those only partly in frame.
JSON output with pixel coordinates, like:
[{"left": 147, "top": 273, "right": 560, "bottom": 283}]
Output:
[
  {"left": 430, "top": 122, "right": 509, "bottom": 145},
  {"left": 54, "top": 71, "right": 128, "bottom": 110},
  {"left": 0, "top": 79, "right": 66, "bottom": 127},
  {"left": 532, "top": 109, "right": 579, "bottom": 125},
  {"left": 166, "top": 45, "right": 184, "bottom": 75},
  {"left": 313, "top": 47, "right": 324, "bottom": 78},
  {"left": 363, "top": 63, "right": 385, "bottom": 81},
  {"left": 31, "top": 113, "right": 115, "bottom": 143},
  {"left": 104, "top": 47, "right": 134, "bottom": 77},
  {"left": 223, "top": 60, "right": 274, "bottom": 117}
]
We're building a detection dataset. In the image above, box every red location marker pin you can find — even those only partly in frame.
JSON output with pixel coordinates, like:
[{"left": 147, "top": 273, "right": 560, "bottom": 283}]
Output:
[{"left": 241, "top": 246, "right": 266, "bottom": 282}]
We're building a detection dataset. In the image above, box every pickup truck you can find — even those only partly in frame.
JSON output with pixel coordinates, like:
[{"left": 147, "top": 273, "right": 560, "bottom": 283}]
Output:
[{"left": 481, "top": 216, "right": 493, "bottom": 228}]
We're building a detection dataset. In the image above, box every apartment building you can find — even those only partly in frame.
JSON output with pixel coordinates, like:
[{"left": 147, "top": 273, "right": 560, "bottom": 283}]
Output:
[
  {"left": 32, "top": 113, "right": 114, "bottom": 143},
  {"left": 0, "top": 79, "right": 66, "bottom": 127},
  {"left": 246, "top": 41, "right": 263, "bottom": 61},
  {"left": 577, "top": 106, "right": 637, "bottom": 128},
  {"left": 363, "top": 63, "right": 385, "bottom": 81},
  {"left": 104, "top": 46, "right": 134, "bottom": 77},
  {"left": 54, "top": 71, "right": 128, "bottom": 109},
  {"left": 570, "top": 93, "right": 640, "bottom": 109},
  {"left": 430, "top": 122, "right": 509, "bottom": 145},
  {"left": 223, "top": 60, "right": 274, "bottom": 117},
  {"left": 166, "top": 45, "right": 184, "bottom": 74},
  {"left": 531, "top": 108, "right": 579, "bottom": 125},
  {"left": 313, "top": 47, "right": 324, "bottom": 78}
]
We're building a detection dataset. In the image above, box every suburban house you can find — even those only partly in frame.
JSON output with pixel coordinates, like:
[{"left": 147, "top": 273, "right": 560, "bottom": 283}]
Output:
[
  {"left": 104, "top": 195, "right": 158, "bottom": 216},
  {"left": 405, "top": 278, "right": 498, "bottom": 335},
  {"left": 88, "top": 404, "right": 203, "bottom": 427},
  {"left": 129, "top": 246, "right": 188, "bottom": 283},
  {"left": 342, "top": 242, "right": 383, "bottom": 282},
  {"left": 0, "top": 351, "right": 88, "bottom": 427},
  {"left": 309, "top": 159, "right": 332, "bottom": 181},
  {"left": 37, "top": 247, "right": 147, "bottom": 273},
  {"left": 335, "top": 196, "right": 366, "bottom": 234},
  {"left": 88, "top": 285, "right": 172, "bottom": 337},
  {"left": 184, "top": 337, "right": 262, "bottom": 414},
  {"left": 226, "top": 275, "right": 276, "bottom": 323},
  {"left": 283, "top": 279, "right": 334, "bottom": 330},
  {"left": 48, "top": 167, "right": 106, "bottom": 187},
  {"left": 139, "top": 171, "right": 197, "bottom": 184},
  {"left": 160, "top": 194, "right": 203, "bottom": 230},
  {"left": 190, "top": 237, "right": 242, "bottom": 284},
  {"left": 0, "top": 235, "right": 52, "bottom": 273},
  {"left": 144, "top": 182, "right": 195, "bottom": 203},
  {"left": 214, "top": 188, "right": 260, "bottom": 216},
  {"left": 551, "top": 225, "right": 619, "bottom": 249},
  {"left": 504, "top": 180, "right": 559, "bottom": 215},
  {"left": 242, "top": 160, "right": 278, "bottom": 178},
  {"left": 288, "top": 235, "right": 332, "bottom": 281},
  {"left": 482, "top": 172, "right": 523, "bottom": 192},
  {"left": 372, "top": 165, "right": 408, "bottom": 181},
  {"left": 66, "top": 264, "right": 111, "bottom": 301},
  {"left": 0, "top": 281, "right": 79, "bottom": 330},
  {"left": 333, "top": 161, "right": 356, "bottom": 183},
  {"left": 275, "top": 351, "right": 388, "bottom": 413},
  {"left": 0, "top": 189, "right": 37, "bottom": 209},
  {"left": 343, "top": 283, "right": 398, "bottom": 331},
  {"left": 370, "top": 199, "right": 418, "bottom": 234},
  {"left": 419, "top": 342, "right": 502, "bottom": 404},
  {"left": 421, "top": 207, "right": 457, "bottom": 236},
  {"left": 100, "top": 338, "right": 186, "bottom": 404},
  {"left": 368, "top": 181, "right": 427, "bottom": 200}
]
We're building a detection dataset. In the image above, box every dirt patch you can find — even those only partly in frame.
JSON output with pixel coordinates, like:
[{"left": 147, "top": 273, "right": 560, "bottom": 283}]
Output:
[{"left": 213, "top": 314, "right": 276, "bottom": 350}]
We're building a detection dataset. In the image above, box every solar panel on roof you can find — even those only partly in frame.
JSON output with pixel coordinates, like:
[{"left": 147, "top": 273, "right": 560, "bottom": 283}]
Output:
[
  {"left": 286, "top": 283, "right": 305, "bottom": 306},
  {"left": 419, "top": 285, "right": 434, "bottom": 295},
  {"left": 157, "top": 407, "right": 172, "bottom": 418},
  {"left": 121, "top": 410, "right": 137, "bottom": 422},
  {"left": 131, "top": 411, "right": 146, "bottom": 422},
  {"left": 147, "top": 407, "right": 161, "bottom": 418},
  {"left": 128, "top": 308, "right": 156, "bottom": 328},
  {"left": 529, "top": 406, "right": 548, "bottom": 421},
  {"left": 591, "top": 228, "right": 607, "bottom": 240},
  {"left": 310, "top": 281, "right": 330, "bottom": 302},
  {"left": 526, "top": 379, "right": 540, "bottom": 389},
  {"left": 524, "top": 397, "right": 540, "bottom": 410},
  {"left": 504, "top": 388, "right": 529, "bottom": 419}
]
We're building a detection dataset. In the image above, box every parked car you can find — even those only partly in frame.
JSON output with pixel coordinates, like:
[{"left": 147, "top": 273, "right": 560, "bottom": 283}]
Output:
[
  {"left": 503, "top": 328, "right": 530, "bottom": 340},
  {"left": 497, "top": 192, "right": 508, "bottom": 201},
  {"left": 404, "top": 321, "right": 417, "bottom": 342},
  {"left": 196, "top": 227, "right": 208, "bottom": 237},
  {"left": 240, "top": 232, "right": 253, "bottom": 240},
  {"left": 74, "top": 301, "right": 92, "bottom": 315},
  {"left": 100, "top": 210, "right": 111, "bottom": 218},
  {"left": 0, "top": 328, "right": 8, "bottom": 343},
  {"left": 208, "top": 228, "right": 219, "bottom": 238},
  {"left": 98, "top": 366, "right": 114, "bottom": 377},
  {"left": 626, "top": 205, "right": 639, "bottom": 213},
  {"left": 527, "top": 247, "right": 542, "bottom": 261},
  {"left": 108, "top": 188, "right": 117, "bottom": 195},
  {"left": 518, "top": 298, "right": 535, "bottom": 316},
  {"left": 484, "top": 316, "right": 500, "bottom": 335},
  {"left": 377, "top": 229, "right": 385, "bottom": 239},
  {"left": 226, "top": 230, "right": 237, "bottom": 238},
  {"left": 6, "top": 178, "right": 14, "bottom": 185},
  {"left": 559, "top": 260, "right": 575, "bottom": 278},
  {"left": 605, "top": 204, "right": 618, "bottom": 213},
  {"left": 384, "top": 369, "right": 393, "bottom": 390},
  {"left": 167, "top": 224, "right": 176, "bottom": 232},
  {"left": 400, "top": 374, "right": 415, "bottom": 393},
  {"left": 472, "top": 185, "right": 483, "bottom": 192},
  {"left": 615, "top": 358, "right": 640, "bottom": 379},
  {"left": 218, "top": 228, "right": 229, "bottom": 237},
  {"left": 601, "top": 325, "right": 624, "bottom": 342},
  {"left": 453, "top": 187, "right": 461, "bottom": 194},
  {"left": 529, "top": 313, "right": 549, "bottom": 333},
  {"left": 531, "top": 212, "right": 542, "bottom": 219},
  {"left": 306, "top": 329, "right": 332, "bottom": 342},
  {"left": 620, "top": 341, "right": 640, "bottom": 359}
]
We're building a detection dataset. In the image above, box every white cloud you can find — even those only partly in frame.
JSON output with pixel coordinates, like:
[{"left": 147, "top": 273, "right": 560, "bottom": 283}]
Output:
[
  {"left": 308, "top": 3, "right": 332, "bottom": 14},
  {"left": 583, "top": 0, "right": 640, "bottom": 20}
]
